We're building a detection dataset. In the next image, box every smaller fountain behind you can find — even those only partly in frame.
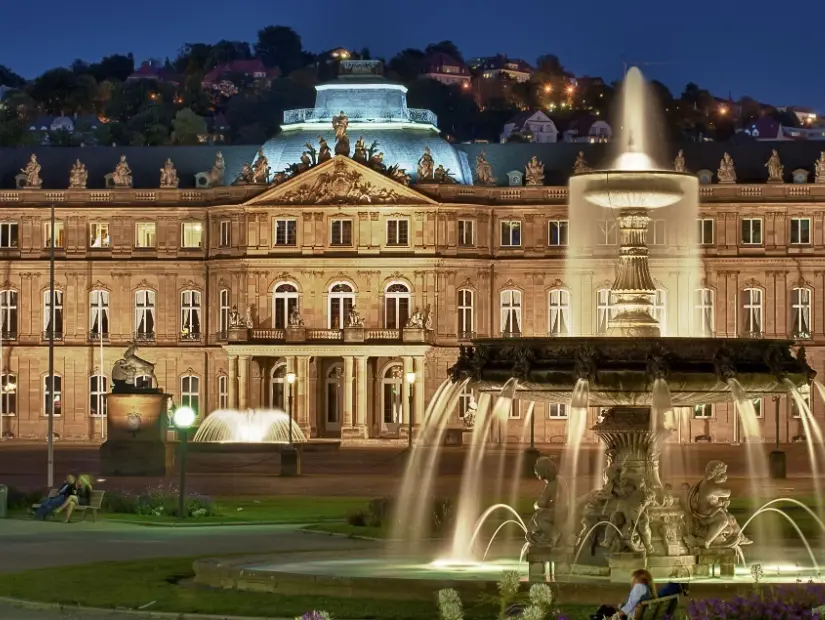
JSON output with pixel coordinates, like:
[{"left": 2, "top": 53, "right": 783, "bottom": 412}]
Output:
[{"left": 193, "top": 409, "right": 307, "bottom": 444}]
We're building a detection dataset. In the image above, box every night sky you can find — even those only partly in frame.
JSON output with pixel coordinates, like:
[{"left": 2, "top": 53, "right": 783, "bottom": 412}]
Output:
[{"left": 3, "top": 0, "right": 824, "bottom": 112}]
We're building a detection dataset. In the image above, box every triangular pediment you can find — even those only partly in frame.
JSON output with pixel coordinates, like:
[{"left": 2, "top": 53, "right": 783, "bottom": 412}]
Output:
[{"left": 245, "top": 156, "right": 437, "bottom": 206}]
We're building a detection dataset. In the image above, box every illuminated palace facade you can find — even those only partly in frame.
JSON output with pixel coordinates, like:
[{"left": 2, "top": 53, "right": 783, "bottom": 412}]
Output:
[{"left": 0, "top": 154, "right": 824, "bottom": 445}]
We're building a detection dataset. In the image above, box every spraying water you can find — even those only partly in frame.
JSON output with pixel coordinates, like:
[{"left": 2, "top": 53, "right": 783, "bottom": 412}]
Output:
[
  {"left": 193, "top": 409, "right": 306, "bottom": 443},
  {"left": 560, "top": 380, "right": 590, "bottom": 525}
]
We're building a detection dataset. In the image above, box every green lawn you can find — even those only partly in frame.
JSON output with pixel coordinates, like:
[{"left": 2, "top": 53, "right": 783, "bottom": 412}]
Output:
[
  {"left": 0, "top": 557, "right": 594, "bottom": 620},
  {"left": 303, "top": 522, "right": 388, "bottom": 539}
]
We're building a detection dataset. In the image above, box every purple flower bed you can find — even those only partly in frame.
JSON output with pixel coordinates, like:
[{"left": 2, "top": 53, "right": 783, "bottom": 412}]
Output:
[{"left": 687, "top": 584, "right": 825, "bottom": 620}]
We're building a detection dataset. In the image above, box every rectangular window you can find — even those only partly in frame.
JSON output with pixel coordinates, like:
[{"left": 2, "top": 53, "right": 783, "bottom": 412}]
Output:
[
  {"left": 89, "top": 375, "right": 108, "bottom": 417},
  {"left": 43, "top": 375, "right": 62, "bottom": 417},
  {"left": 386, "top": 219, "right": 410, "bottom": 246},
  {"left": 44, "top": 221, "right": 65, "bottom": 248},
  {"left": 741, "top": 218, "right": 762, "bottom": 245},
  {"left": 219, "top": 220, "right": 231, "bottom": 248},
  {"left": 135, "top": 222, "right": 156, "bottom": 248},
  {"left": 180, "top": 290, "right": 202, "bottom": 339},
  {"left": 548, "top": 403, "right": 568, "bottom": 419},
  {"left": 89, "top": 290, "right": 110, "bottom": 338},
  {"left": 596, "top": 289, "right": 614, "bottom": 334},
  {"left": 0, "top": 223, "right": 18, "bottom": 249},
  {"left": 697, "top": 218, "right": 714, "bottom": 245},
  {"left": 548, "top": 289, "right": 570, "bottom": 335},
  {"left": 274, "top": 218, "right": 297, "bottom": 246},
  {"left": 743, "top": 288, "right": 763, "bottom": 336},
  {"left": 181, "top": 222, "right": 203, "bottom": 248},
  {"left": 0, "top": 290, "right": 18, "bottom": 339},
  {"left": 218, "top": 375, "right": 229, "bottom": 409},
  {"left": 1, "top": 373, "right": 16, "bottom": 415},
  {"left": 219, "top": 289, "right": 230, "bottom": 336},
  {"left": 693, "top": 404, "right": 713, "bottom": 419},
  {"left": 500, "top": 289, "right": 522, "bottom": 335},
  {"left": 695, "top": 288, "right": 714, "bottom": 337},
  {"left": 89, "top": 222, "right": 110, "bottom": 248},
  {"left": 737, "top": 397, "right": 764, "bottom": 418},
  {"left": 458, "top": 386, "right": 475, "bottom": 419},
  {"left": 134, "top": 290, "right": 156, "bottom": 339},
  {"left": 458, "top": 219, "right": 475, "bottom": 247},
  {"left": 548, "top": 220, "right": 568, "bottom": 247},
  {"left": 647, "top": 220, "right": 666, "bottom": 245},
  {"left": 458, "top": 289, "right": 474, "bottom": 336},
  {"left": 43, "top": 290, "right": 64, "bottom": 339},
  {"left": 791, "top": 392, "right": 810, "bottom": 419},
  {"left": 597, "top": 220, "right": 617, "bottom": 245},
  {"left": 500, "top": 220, "right": 521, "bottom": 247},
  {"left": 509, "top": 400, "right": 521, "bottom": 419},
  {"left": 180, "top": 375, "right": 200, "bottom": 414},
  {"left": 330, "top": 219, "right": 353, "bottom": 246},
  {"left": 790, "top": 217, "right": 811, "bottom": 245}
]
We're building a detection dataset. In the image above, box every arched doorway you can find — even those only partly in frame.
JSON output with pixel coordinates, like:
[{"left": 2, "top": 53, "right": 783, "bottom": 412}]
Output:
[
  {"left": 381, "top": 363, "right": 403, "bottom": 434},
  {"left": 325, "top": 364, "right": 344, "bottom": 434},
  {"left": 269, "top": 363, "right": 286, "bottom": 410}
]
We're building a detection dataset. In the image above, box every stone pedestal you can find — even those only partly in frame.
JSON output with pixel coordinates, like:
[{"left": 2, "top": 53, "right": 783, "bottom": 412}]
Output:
[
  {"left": 343, "top": 326, "right": 365, "bottom": 343},
  {"left": 769, "top": 450, "right": 787, "bottom": 479},
  {"left": 402, "top": 327, "right": 428, "bottom": 343},
  {"left": 695, "top": 548, "right": 737, "bottom": 578},
  {"left": 526, "top": 546, "right": 574, "bottom": 582},
  {"left": 280, "top": 446, "right": 302, "bottom": 477},
  {"left": 285, "top": 326, "right": 306, "bottom": 343},
  {"left": 228, "top": 327, "right": 250, "bottom": 342},
  {"left": 100, "top": 392, "right": 170, "bottom": 476}
]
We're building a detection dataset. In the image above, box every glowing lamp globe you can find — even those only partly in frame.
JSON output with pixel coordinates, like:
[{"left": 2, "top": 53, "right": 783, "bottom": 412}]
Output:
[{"left": 173, "top": 406, "right": 196, "bottom": 429}]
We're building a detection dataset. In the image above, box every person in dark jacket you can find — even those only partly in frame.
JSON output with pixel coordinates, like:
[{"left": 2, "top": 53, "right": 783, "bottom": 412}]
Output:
[{"left": 34, "top": 474, "right": 76, "bottom": 520}]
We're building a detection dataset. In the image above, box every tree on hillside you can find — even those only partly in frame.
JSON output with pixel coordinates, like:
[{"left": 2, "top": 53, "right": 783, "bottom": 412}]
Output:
[
  {"left": 0, "top": 106, "right": 27, "bottom": 146},
  {"left": 406, "top": 78, "right": 479, "bottom": 142},
  {"left": 0, "top": 64, "right": 26, "bottom": 88},
  {"left": 255, "top": 26, "right": 304, "bottom": 75},
  {"left": 86, "top": 54, "right": 135, "bottom": 82},
  {"left": 738, "top": 96, "right": 763, "bottom": 125},
  {"left": 30, "top": 68, "right": 97, "bottom": 115},
  {"left": 172, "top": 107, "right": 207, "bottom": 144},
  {"left": 225, "top": 77, "right": 315, "bottom": 144},
  {"left": 534, "top": 54, "right": 569, "bottom": 78},
  {"left": 387, "top": 48, "right": 426, "bottom": 83},
  {"left": 425, "top": 41, "right": 464, "bottom": 62},
  {"left": 205, "top": 40, "right": 253, "bottom": 70}
]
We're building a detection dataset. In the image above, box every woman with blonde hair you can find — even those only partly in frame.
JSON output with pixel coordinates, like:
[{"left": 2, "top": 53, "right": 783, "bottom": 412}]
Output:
[
  {"left": 594, "top": 568, "right": 655, "bottom": 619},
  {"left": 55, "top": 474, "right": 92, "bottom": 523}
]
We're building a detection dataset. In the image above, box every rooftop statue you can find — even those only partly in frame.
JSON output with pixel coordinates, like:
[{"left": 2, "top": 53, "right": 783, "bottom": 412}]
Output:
[
  {"left": 526, "top": 456, "right": 561, "bottom": 547},
  {"left": 69, "top": 159, "right": 88, "bottom": 189},
  {"left": 434, "top": 164, "right": 456, "bottom": 184},
  {"left": 252, "top": 149, "right": 270, "bottom": 184},
  {"left": 387, "top": 165, "right": 411, "bottom": 186},
  {"left": 228, "top": 305, "right": 244, "bottom": 328},
  {"left": 21, "top": 154, "right": 42, "bottom": 189},
  {"left": 353, "top": 137, "right": 367, "bottom": 163},
  {"left": 370, "top": 150, "right": 386, "bottom": 171},
  {"left": 406, "top": 308, "right": 424, "bottom": 329},
  {"left": 112, "top": 343, "right": 158, "bottom": 393},
  {"left": 208, "top": 152, "right": 225, "bottom": 187},
  {"left": 717, "top": 152, "right": 736, "bottom": 183},
  {"left": 112, "top": 155, "right": 133, "bottom": 188},
  {"left": 674, "top": 149, "right": 686, "bottom": 173},
  {"left": 235, "top": 163, "right": 254, "bottom": 185},
  {"left": 417, "top": 146, "right": 435, "bottom": 181},
  {"left": 288, "top": 307, "right": 305, "bottom": 327},
  {"left": 298, "top": 152, "right": 312, "bottom": 173},
  {"left": 573, "top": 151, "right": 591, "bottom": 175},
  {"left": 816, "top": 152, "right": 825, "bottom": 184},
  {"left": 159, "top": 158, "right": 179, "bottom": 189},
  {"left": 347, "top": 305, "right": 365, "bottom": 327},
  {"left": 765, "top": 149, "right": 784, "bottom": 183},
  {"left": 687, "top": 460, "right": 751, "bottom": 550},
  {"left": 318, "top": 136, "right": 332, "bottom": 163},
  {"left": 332, "top": 111, "right": 350, "bottom": 156},
  {"left": 474, "top": 151, "right": 495, "bottom": 185},
  {"left": 525, "top": 156, "right": 545, "bottom": 186}
]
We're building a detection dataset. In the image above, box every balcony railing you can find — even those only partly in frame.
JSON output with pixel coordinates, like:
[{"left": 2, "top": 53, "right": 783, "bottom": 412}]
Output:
[
  {"left": 283, "top": 107, "right": 437, "bottom": 126},
  {"left": 134, "top": 331, "right": 156, "bottom": 343},
  {"left": 245, "top": 328, "right": 402, "bottom": 343},
  {"left": 88, "top": 331, "right": 109, "bottom": 341},
  {"left": 42, "top": 330, "right": 64, "bottom": 341},
  {"left": 180, "top": 332, "right": 202, "bottom": 342},
  {"left": 0, "top": 331, "right": 17, "bottom": 341}
]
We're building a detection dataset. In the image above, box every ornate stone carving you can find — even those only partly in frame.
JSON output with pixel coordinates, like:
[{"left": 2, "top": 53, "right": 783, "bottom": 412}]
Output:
[
  {"left": 686, "top": 461, "right": 751, "bottom": 550},
  {"left": 277, "top": 158, "right": 404, "bottom": 204},
  {"left": 417, "top": 146, "right": 435, "bottom": 181},
  {"left": 815, "top": 152, "right": 825, "bottom": 184},
  {"left": 251, "top": 149, "right": 270, "bottom": 184},
  {"left": 717, "top": 153, "right": 736, "bottom": 184},
  {"left": 332, "top": 111, "right": 350, "bottom": 156},
  {"left": 235, "top": 163, "right": 254, "bottom": 185},
  {"left": 646, "top": 343, "right": 670, "bottom": 382},
  {"left": 353, "top": 137, "right": 367, "bottom": 163},
  {"left": 713, "top": 346, "right": 737, "bottom": 383},
  {"left": 288, "top": 307, "right": 305, "bottom": 326},
  {"left": 159, "top": 159, "right": 179, "bottom": 189},
  {"left": 228, "top": 305, "right": 244, "bottom": 328},
  {"left": 525, "top": 156, "right": 545, "bottom": 186},
  {"left": 208, "top": 152, "right": 226, "bottom": 187},
  {"left": 573, "top": 151, "right": 591, "bottom": 175},
  {"left": 347, "top": 305, "right": 365, "bottom": 327},
  {"left": 317, "top": 136, "right": 332, "bottom": 163},
  {"left": 526, "top": 457, "right": 561, "bottom": 547},
  {"left": 474, "top": 151, "right": 494, "bottom": 185},
  {"left": 69, "top": 159, "right": 88, "bottom": 189},
  {"left": 21, "top": 155, "right": 42, "bottom": 189},
  {"left": 673, "top": 149, "right": 686, "bottom": 173},
  {"left": 765, "top": 149, "right": 784, "bottom": 183},
  {"left": 112, "top": 344, "right": 158, "bottom": 393},
  {"left": 112, "top": 155, "right": 133, "bottom": 188},
  {"left": 433, "top": 164, "right": 456, "bottom": 184}
]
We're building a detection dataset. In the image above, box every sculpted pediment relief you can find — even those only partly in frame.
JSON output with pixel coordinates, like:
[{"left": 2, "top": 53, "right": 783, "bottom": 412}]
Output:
[{"left": 245, "top": 156, "right": 437, "bottom": 206}]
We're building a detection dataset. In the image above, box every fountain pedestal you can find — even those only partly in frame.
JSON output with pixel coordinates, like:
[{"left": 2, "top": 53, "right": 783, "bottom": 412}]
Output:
[
  {"left": 100, "top": 392, "right": 171, "bottom": 476},
  {"left": 280, "top": 446, "right": 302, "bottom": 476}
]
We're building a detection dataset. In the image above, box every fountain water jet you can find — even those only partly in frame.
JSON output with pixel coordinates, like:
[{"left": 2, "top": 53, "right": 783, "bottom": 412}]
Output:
[{"left": 192, "top": 409, "right": 306, "bottom": 443}]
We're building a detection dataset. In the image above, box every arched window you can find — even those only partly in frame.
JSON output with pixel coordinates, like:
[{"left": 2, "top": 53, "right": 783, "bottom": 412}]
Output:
[
  {"left": 269, "top": 364, "right": 286, "bottom": 409},
  {"left": 273, "top": 283, "right": 299, "bottom": 329},
  {"left": 694, "top": 288, "right": 714, "bottom": 336},
  {"left": 89, "top": 374, "right": 108, "bottom": 417},
  {"left": 328, "top": 282, "right": 355, "bottom": 329},
  {"left": 548, "top": 289, "right": 570, "bottom": 336},
  {"left": 500, "top": 289, "right": 522, "bottom": 336},
  {"left": 180, "top": 374, "right": 200, "bottom": 413},
  {"left": 1, "top": 372, "right": 16, "bottom": 416},
  {"left": 43, "top": 290, "right": 64, "bottom": 339},
  {"left": 742, "top": 288, "right": 763, "bottom": 336},
  {"left": 135, "top": 374, "right": 152, "bottom": 389},
  {"left": 43, "top": 374, "right": 62, "bottom": 417},
  {"left": 0, "top": 290, "right": 17, "bottom": 339},
  {"left": 326, "top": 364, "right": 344, "bottom": 431},
  {"left": 652, "top": 289, "right": 666, "bottom": 334},
  {"left": 381, "top": 364, "right": 403, "bottom": 428},
  {"left": 384, "top": 282, "right": 410, "bottom": 329},
  {"left": 458, "top": 289, "right": 474, "bottom": 337},
  {"left": 180, "top": 290, "right": 202, "bottom": 339},
  {"left": 791, "top": 287, "right": 812, "bottom": 338},
  {"left": 596, "top": 288, "right": 613, "bottom": 334},
  {"left": 135, "top": 289, "right": 156, "bottom": 341},
  {"left": 218, "top": 289, "right": 230, "bottom": 336},
  {"left": 89, "top": 289, "right": 110, "bottom": 339},
  {"left": 458, "top": 384, "right": 477, "bottom": 420}
]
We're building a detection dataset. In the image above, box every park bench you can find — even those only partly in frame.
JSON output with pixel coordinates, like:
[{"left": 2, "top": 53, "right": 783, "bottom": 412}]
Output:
[
  {"left": 634, "top": 594, "right": 680, "bottom": 620},
  {"left": 30, "top": 488, "right": 58, "bottom": 512},
  {"left": 72, "top": 490, "right": 105, "bottom": 521}
]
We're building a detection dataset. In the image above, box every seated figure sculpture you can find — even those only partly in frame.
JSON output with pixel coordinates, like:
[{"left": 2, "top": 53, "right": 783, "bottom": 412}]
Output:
[
  {"left": 601, "top": 469, "right": 656, "bottom": 554},
  {"left": 526, "top": 456, "right": 561, "bottom": 547},
  {"left": 687, "top": 460, "right": 751, "bottom": 550},
  {"left": 111, "top": 344, "right": 159, "bottom": 393}
]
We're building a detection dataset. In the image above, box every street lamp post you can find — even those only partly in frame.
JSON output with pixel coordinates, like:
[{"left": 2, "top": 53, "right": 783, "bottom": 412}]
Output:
[
  {"left": 172, "top": 406, "right": 196, "bottom": 519},
  {"left": 47, "top": 202, "right": 56, "bottom": 488},
  {"left": 286, "top": 372, "right": 296, "bottom": 444},
  {"left": 406, "top": 372, "right": 415, "bottom": 448}
]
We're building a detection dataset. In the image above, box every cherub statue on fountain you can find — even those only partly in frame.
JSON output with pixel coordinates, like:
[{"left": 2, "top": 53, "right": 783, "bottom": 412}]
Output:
[
  {"left": 602, "top": 470, "right": 656, "bottom": 554},
  {"left": 526, "top": 456, "right": 561, "bottom": 547},
  {"left": 686, "top": 460, "right": 751, "bottom": 550}
]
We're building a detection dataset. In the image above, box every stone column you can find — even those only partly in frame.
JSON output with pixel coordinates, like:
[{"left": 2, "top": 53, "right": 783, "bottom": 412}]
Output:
[
  {"left": 355, "top": 356, "right": 368, "bottom": 437},
  {"left": 402, "top": 356, "right": 413, "bottom": 425},
  {"left": 413, "top": 356, "right": 425, "bottom": 431},
  {"left": 298, "top": 355, "right": 311, "bottom": 433},
  {"left": 228, "top": 355, "right": 237, "bottom": 409},
  {"left": 238, "top": 355, "right": 250, "bottom": 410},
  {"left": 343, "top": 356, "right": 354, "bottom": 428}
]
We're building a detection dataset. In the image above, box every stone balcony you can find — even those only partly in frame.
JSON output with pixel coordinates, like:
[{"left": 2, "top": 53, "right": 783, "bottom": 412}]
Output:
[
  {"left": 227, "top": 326, "right": 431, "bottom": 344},
  {"left": 282, "top": 107, "right": 437, "bottom": 126}
]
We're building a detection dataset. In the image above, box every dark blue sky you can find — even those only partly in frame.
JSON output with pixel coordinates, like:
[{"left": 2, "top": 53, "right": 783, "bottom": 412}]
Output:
[{"left": 3, "top": 0, "right": 823, "bottom": 112}]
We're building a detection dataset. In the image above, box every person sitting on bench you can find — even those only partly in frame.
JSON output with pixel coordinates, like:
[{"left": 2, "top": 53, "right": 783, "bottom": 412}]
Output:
[
  {"left": 55, "top": 474, "right": 92, "bottom": 523},
  {"left": 34, "top": 474, "right": 76, "bottom": 520},
  {"left": 593, "top": 568, "right": 655, "bottom": 619}
]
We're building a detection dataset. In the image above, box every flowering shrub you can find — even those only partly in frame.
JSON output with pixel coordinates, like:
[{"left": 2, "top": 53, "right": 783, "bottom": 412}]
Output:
[
  {"left": 438, "top": 572, "right": 559, "bottom": 620},
  {"left": 687, "top": 584, "right": 825, "bottom": 619},
  {"left": 134, "top": 484, "right": 218, "bottom": 518},
  {"left": 295, "top": 612, "right": 331, "bottom": 620}
]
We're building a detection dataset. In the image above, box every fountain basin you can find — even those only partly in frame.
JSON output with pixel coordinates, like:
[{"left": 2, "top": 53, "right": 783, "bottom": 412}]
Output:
[
  {"left": 448, "top": 337, "right": 814, "bottom": 407},
  {"left": 572, "top": 170, "right": 695, "bottom": 210}
]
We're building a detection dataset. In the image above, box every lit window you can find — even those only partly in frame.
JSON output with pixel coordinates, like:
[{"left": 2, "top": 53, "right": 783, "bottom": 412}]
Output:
[
  {"left": 135, "top": 222, "right": 156, "bottom": 248},
  {"left": 736, "top": 397, "right": 763, "bottom": 418},
  {"left": 790, "top": 218, "right": 811, "bottom": 245},
  {"left": 330, "top": 219, "right": 353, "bottom": 246},
  {"left": 693, "top": 404, "right": 712, "bottom": 419},
  {"left": 181, "top": 222, "right": 203, "bottom": 248},
  {"left": 0, "top": 290, "right": 17, "bottom": 339},
  {"left": 597, "top": 220, "right": 617, "bottom": 245},
  {"left": 458, "top": 385, "right": 476, "bottom": 419},
  {"left": 548, "top": 220, "right": 568, "bottom": 246},
  {"left": 790, "top": 287, "right": 812, "bottom": 338},
  {"left": 0, "top": 223, "right": 18, "bottom": 249},
  {"left": 652, "top": 289, "right": 666, "bottom": 333},
  {"left": 548, "top": 289, "right": 570, "bottom": 335},
  {"left": 695, "top": 288, "right": 714, "bottom": 336},
  {"left": 89, "top": 374, "right": 108, "bottom": 417},
  {"left": 180, "top": 375, "right": 200, "bottom": 414},
  {"left": 548, "top": 403, "right": 568, "bottom": 418},
  {"left": 596, "top": 288, "right": 614, "bottom": 334},
  {"left": 135, "top": 290, "right": 156, "bottom": 340},
  {"left": 458, "top": 219, "right": 475, "bottom": 247},
  {"left": 458, "top": 289, "right": 474, "bottom": 337},
  {"left": 328, "top": 282, "right": 355, "bottom": 329},
  {"left": 43, "top": 374, "right": 62, "bottom": 417},
  {"left": 180, "top": 290, "right": 202, "bottom": 339},
  {"left": 697, "top": 218, "right": 714, "bottom": 245},
  {"left": 386, "top": 219, "right": 410, "bottom": 246},
  {"left": 218, "top": 375, "right": 228, "bottom": 409},
  {"left": 273, "top": 283, "right": 299, "bottom": 329},
  {"left": 500, "top": 220, "right": 521, "bottom": 247},
  {"left": 44, "top": 221, "right": 65, "bottom": 248},
  {"left": 509, "top": 400, "right": 521, "bottom": 419},
  {"left": 647, "top": 220, "right": 666, "bottom": 246},
  {"left": 43, "top": 290, "right": 63, "bottom": 339},
  {"left": 742, "top": 288, "right": 763, "bottom": 336},
  {"left": 218, "top": 289, "right": 230, "bottom": 336},
  {"left": 741, "top": 218, "right": 762, "bottom": 245},
  {"left": 500, "top": 289, "right": 522, "bottom": 335},
  {"left": 219, "top": 220, "right": 231, "bottom": 248},
  {"left": 89, "top": 290, "right": 110, "bottom": 339},
  {"left": 274, "top": 218, "right": 297, "bottom": 246},
  {"left": 1, "top": 373, "right": 16, "bottom": 416},
  {"left": 89, "top": 222, "right": 110, "bottom": 248},
  {"left": 791, "top": 391, "right": 810, "bottom": 419}
]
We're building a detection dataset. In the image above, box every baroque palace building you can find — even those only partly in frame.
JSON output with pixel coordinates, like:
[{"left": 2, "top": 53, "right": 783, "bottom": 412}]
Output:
[{"left": 1, "top": 60, "right": 825, "bottom": 445}]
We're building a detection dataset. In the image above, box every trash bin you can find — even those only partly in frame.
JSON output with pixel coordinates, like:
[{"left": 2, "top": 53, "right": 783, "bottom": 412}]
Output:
[{"left": 0, "top": 485, "right": 7, "bottom": 518}]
